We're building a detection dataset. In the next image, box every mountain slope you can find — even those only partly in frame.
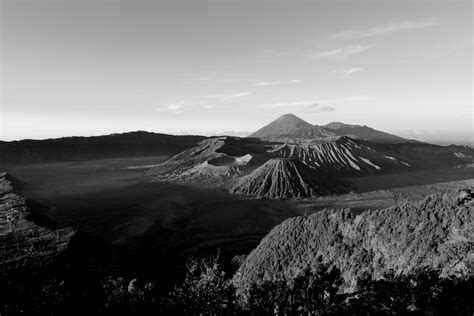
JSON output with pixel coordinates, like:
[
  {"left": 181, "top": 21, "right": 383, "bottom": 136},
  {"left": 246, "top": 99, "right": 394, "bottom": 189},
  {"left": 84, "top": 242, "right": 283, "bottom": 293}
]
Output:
[
  {"left": 249, "top": 114, "right": 336, "bottom": 140},
  {"left": 234, "top": 188, "right": 474, "bottom": 294},
  {"left": 0, "top": 131, "right": 206, "bottom": 166},
  {"left": 0, "top": 172, "right": 74, "bottom": 272},
  {"left": 269, "top": 136, "right": 411, "bottom": 175},
  {"left": 148, "top": 137, "right": 272, "bottom": 184},
  {"left": 228, "top": 158, "right": 339, "bottom": 199},
  {"left": 323, "top": 122, "right": 411, "bottom": 143}
]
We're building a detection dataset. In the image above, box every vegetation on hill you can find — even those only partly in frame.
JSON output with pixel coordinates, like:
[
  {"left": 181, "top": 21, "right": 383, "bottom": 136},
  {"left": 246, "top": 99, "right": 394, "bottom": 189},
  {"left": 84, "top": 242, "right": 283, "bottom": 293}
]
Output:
[
  {"left": 235, "top": 188, "right": 473, "bottom": 294},
  {"left": 3, "top": 253, "right": 471, "bottom": 315}
]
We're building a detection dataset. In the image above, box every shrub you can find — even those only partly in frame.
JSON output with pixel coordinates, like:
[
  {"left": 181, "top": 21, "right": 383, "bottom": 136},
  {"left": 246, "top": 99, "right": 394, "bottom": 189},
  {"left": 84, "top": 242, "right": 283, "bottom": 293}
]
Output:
[{"left": 166, "top": 253, "right": 238, "bottom": 314}]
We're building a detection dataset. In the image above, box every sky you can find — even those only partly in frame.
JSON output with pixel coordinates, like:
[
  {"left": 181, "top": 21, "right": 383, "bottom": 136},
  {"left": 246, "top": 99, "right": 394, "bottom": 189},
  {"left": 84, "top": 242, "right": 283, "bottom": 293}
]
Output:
[{"left": 1, "top": 0, "right": 472, "bottom": 143}]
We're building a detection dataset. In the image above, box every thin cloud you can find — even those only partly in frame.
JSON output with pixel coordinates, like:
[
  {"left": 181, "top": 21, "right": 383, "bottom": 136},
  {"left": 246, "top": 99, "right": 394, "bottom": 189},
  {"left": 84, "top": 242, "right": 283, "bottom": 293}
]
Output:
[
  {"left": 308, "top": 45, "right": 370, "bottom": 59},
  {"left": 259, "top": 49, "right": 300, "bottom": 58},
  {"left": 398, "top": 39, "right": 472, "bottom": 63},
  {"left": 204, "top": 92, "right": 251, "bottom": 101},
  {"left": 334, "top": 20, "right": 439, "bottom": 40},
  {"left": 189, "top": 77, "right": 262, "bottom": 85},
  {"left": 155, "top": 100, "right": 204, "bottom": 114},
  {"left": 155, "top": 105, "right": 184, "bottom": 115},
  {"left": 155, "top": 91, "right": 251, "bottom": 114},
  {"left": 306, "top": 104, "right": 336, "bottom": 113},
  {"left": 427, "top": 39, "right": 472, "bottom": 59},
  {"left": 330, "top": 67, "right": 365, "bottom": 77},
  {"left": 260, "top": 45, "right": 370, "bottom": 61},
  {"left": 261, "top": 95, "right": 374, "bottom": 108},
  {"left": 317, "top": 95, "right": 375, "bottom": 104},
  {"left": 167, "top": 104, "right": 185, "bottom": 111},
  {"left": 262, "top": 101, "right": 313, "bottom": 108},
  {"left": 252, "top": 79, "right": 302, "bottom": 87}
]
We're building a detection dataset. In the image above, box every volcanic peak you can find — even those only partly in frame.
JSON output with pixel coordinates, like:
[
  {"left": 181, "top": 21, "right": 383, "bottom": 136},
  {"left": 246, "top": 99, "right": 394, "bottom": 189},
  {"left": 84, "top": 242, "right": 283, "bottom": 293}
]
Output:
[{"left": 248, "top": 114, "right": 336, "bottom": 140}]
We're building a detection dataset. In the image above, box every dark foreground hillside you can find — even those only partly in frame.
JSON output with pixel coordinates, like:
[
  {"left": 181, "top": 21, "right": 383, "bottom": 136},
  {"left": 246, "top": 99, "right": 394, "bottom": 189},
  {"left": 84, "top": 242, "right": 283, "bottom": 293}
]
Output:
[{"left": 1, "top": 181, "right": 472, "bottom": 315}]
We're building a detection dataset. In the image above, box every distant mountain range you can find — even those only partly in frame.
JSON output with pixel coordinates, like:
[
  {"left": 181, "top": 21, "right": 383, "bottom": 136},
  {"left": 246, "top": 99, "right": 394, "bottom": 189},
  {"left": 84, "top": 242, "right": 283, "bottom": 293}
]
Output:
[
  {"left": 249, "top": 114, "right": 415, "bottom": 143},
  {"left": 0, "top": 131, "right": 205, "bottom": 166},
  {"left": 322, "top": 121, "right": 413, "bottom": 143},
  {"left": 2, "top": 114, "right": 473, "bottom": 199}
]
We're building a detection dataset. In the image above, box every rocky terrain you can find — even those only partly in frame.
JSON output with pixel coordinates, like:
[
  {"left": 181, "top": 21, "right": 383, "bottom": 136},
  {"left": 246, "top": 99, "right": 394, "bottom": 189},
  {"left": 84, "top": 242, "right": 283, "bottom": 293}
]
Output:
[
  {"left": 228, "top": 158, "right": 341, "bottom": 198},
  {"left": 0, "top": 172, "right": 74, "bottom": 272},
  {"left": 148, "top": 137, "right": 272, "bottom": 184},
  {"left": 268, "top": 136, "right": 412, "bottom": 175},
  {"left": 148, "top": 114, "right": 474, "bottom": 199},
  {"left": 234, "top": 187, "right": 474, "bottom": 295}
]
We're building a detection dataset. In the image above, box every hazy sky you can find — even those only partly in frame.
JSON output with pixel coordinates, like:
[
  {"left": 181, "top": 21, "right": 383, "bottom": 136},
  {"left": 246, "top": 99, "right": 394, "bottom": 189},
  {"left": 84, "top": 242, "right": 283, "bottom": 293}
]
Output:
[{"left": 1, "top": 0, "right": 472, "bottom": 142}]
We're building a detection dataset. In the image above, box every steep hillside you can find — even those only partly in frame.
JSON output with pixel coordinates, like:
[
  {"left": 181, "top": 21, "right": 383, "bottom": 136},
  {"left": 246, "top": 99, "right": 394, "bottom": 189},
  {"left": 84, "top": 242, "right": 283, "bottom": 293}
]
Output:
[
  {"left": 269, "top": 136, "right": 411, "bottom": 175},
  {"left": 0, "top": 172, "right": 74, "bottom": 272},
  {"left": 228, "top": 158, "right": 339, "bottom": 199},
  {"left": 0, "top": 131, "right": 205, "bottom": 166},
  {"left": 248, "top": 114, "right": 336, "bottom": 140},
  {"left": 234, "top": 188, "right": 474, "bottom": 294},
  {"left": 365, "top": 140, "right": 474, "bottom": 169},
  {"left": 148, "top": 137, "right": 272, "bottom": 184},
  {"left": 323, "top": 122, "right": 411, "bottom": 143}
]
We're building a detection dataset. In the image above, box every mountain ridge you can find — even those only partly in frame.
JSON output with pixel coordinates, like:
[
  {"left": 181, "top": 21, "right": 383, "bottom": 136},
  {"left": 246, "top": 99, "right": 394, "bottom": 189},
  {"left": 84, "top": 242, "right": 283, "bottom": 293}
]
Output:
[
  {"left": 322, "top": 121, "right": 413, "bottom": 143},
  {"left": 248, "top": 114, "right": 414, "bottom": 144},
  {"left": 0, "top": 131, "right": 206, "bottom": 166}
]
